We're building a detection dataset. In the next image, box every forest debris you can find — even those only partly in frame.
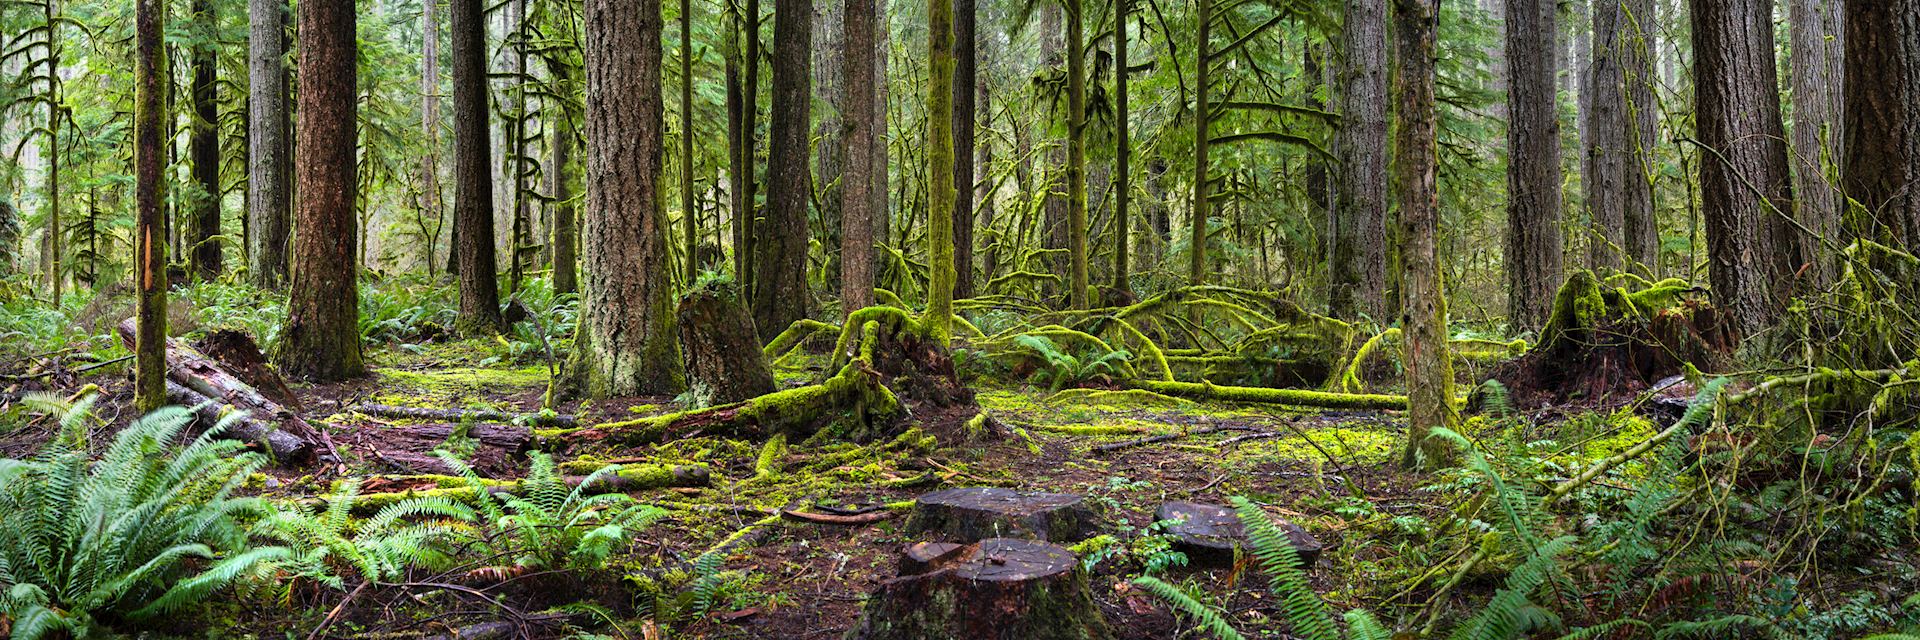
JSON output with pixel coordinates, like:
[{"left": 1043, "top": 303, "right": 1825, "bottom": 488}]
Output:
[
  {"left": 538, "top": 362, "right": 900, "bottom": 447},
  {"left": 847, "top": 538, "right": 1112, "bottom": 640},
  {"left": 329, "top": 464, "right": 711, "bottom": 515},
  {"left": 1134, "top": 379, "right": 1408, "bottom": 410},
  {"left": 350, "top": 403, "right": 577, "bottom": 428},
  {"left": 678, "top": 278, "right": 777, "bottom": 403},
  {"left": 194, "top": 329, "right": 302, "bottom": 409},
  {"left": 779, "top": 508, "right": 896, "bottom": 525},
  {"left": 1155, "top": 501, "right": 1322, "bottom": 568},
  {"left": 1491, "top": 270, "right": 1731, "bottom": 407},
  {"left": 906, "top": 487, "right": 1095, "bottom": 543},
  {"left": 116, "top": 319, "right": 320, "bottom": 464},
  {"left": 1090, "top": 424, "right": 1252, "bottom": 454}
]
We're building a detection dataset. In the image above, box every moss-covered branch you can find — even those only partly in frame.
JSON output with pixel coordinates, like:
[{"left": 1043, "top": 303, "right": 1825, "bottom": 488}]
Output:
[{"left": 1135, "top": 379, "right": 1407, "bottom": 410}]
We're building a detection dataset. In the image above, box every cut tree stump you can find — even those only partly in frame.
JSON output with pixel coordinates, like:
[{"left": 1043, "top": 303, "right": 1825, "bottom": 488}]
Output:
[
  {"left": 1155, "top": 500, "right": 1322, "bottom": 568},
  {"left": 849, "top": 538, "right": 1113, "bottom": 640},
  {"left": 677, "top": 279, "right": 777, "bottom": 404},
  {"left": 907, "top": 487, "right": 1095, "bottom": 542},
  {"left": 118, "top": 320, "right": 319, "bottom": 464}
]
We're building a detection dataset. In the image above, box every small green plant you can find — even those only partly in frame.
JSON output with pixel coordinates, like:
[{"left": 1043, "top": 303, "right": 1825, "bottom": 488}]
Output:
[
  {"left": 1011, "top": 334, "right": 1132, "bottom": 390},
  {"left": 0, "top": 403, "right": 290, "bottom": 638},
  {"left": 443, "top": 451, "right": 668, "bottom": 573},
  {"left": 627, "top": 550, "right": 759, "bottom": 628},
  {"left": 254, "top": 478, "right": 476, "bottom": 589}
]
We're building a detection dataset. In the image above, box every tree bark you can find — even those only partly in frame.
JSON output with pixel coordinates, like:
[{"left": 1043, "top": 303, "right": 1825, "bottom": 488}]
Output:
[
  {"left": 677, "top": 280, "right": 776, "bottom": 403},
  {"left": 135, "top": 0, "right": 167, "bottom": 411},
  {"left": 550, "top": 68, "right": 578, "bottom": 295},
  {"left": 1330, "top": 0, "right": 1388, "bottom": 320},
  {"left": 682, "top": 0, "right": 699, "bottom": 280},
  {"left": 247, "top": 0, "right": 290, "bottom": 289},
  {"left": 1842, "top": 0, "right": 1920, "bottom": 245},
  {"left": 751, "top": 0, "right": 813, "bottom": 336},
  {"left": 1111, "top": 0, "right": 1130, "bottom": 297},
  {"left": 1505, "top": 0, "right": 1565, "bottom": 331},
  {"left": 1789, "top": 0, "right": 1842, "bottom": 283},
  {"left": 736, "top": 0, "right": 764, "bottom": 282},
  {"left": 814, "top": 2, "right": 845, "bottom": 288},
  {"left": 925, "top": 0, "right": 956, "bottom": 338},
  {"left": 278, "top": 0, "right": 363, "bottom": 381},
  {"left": 452, "top": 0, "right": 503, "bottom": 333},
  {"left": 1622, "top": 0, "right": 1660, "bottom": 272},
  {"left": 1188, "top": 0, "right": 1211, "bottom": 290},
  {"left": 569, "top": 0, "right": 687, "bottom": 398},
  {"left": 1585, "top": 0, "right": 1629, "bottom": 271},
  {"left": 1066, "top": 0, "right": 1089, "bottom": 308},
  {"left": 188, "top": 0, "right": 221, "bottom": 281},
  {"left": 872, "top": 0, "right": 892, "bottom": 280},
  {"left": 421, "top": 0, "right": 444, "bottom": 279},
  {"left": 506, "top": 0, "right": 532, "bottom": 295},
  {"left": 842, "top": 0, "right": 878, "bottom": 313},
  {"left": 1692, "top": 0, "right": 1793, "bottom": 337},
  {"left": 952, "top": 0, "right": 978, "bottom": 300},
  {"left": 1395, "top": 0, "right": 1459, "bottom": 470}
]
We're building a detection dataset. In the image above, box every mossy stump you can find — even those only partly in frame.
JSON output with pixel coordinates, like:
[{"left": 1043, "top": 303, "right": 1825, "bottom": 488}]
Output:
[
  {"left": 848, "top": 538, "right": 1113, "bottom": 640},
  {"left": 1155, "top": 501, "right": 1322, "bottom": 569},
  {"left": 677, "top": 279, "right": 776, "bottom": 404},
  {"left": 907, "top": 487, "right": 1095, "bottom": 542}
]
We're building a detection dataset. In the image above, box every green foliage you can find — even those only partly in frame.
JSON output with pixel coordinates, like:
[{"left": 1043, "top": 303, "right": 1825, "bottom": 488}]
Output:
[
  {"left": 1010, "top": 334, "right": 1132, "bottom": 390},
  {"left": 0, "top": 404, "right": 288, "bottom": 637},
  {"left": 254, "top": 478, "right": 476, "bottom": 589},
  {"left": 441, "top": 451, "right": 667, "bottom": 572}
]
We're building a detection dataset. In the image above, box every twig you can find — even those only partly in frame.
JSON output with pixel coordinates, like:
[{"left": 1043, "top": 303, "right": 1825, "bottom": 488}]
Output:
[
  {"left": 305, "top": 580, "right": 369, "bottom": 640},
  {"left": 781, "top": 509, "right": 896, "bottom": 525}
]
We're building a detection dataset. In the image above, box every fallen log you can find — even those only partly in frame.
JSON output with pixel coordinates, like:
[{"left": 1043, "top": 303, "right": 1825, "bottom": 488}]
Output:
[
  {"left": 1134, "top": 379, "right": 1408, "bottom": 410},
  {"left": 350, "top": 403, "right": 576, "bottom": 428},
  {"left": 118, "top": 320, "right": 318, "bottom": 464},
  {"left": 536, "top": 363, "right": 900, "bottom": 448},
  {"left": 327, "top": 463, "right": 712, "bottom": 515}
]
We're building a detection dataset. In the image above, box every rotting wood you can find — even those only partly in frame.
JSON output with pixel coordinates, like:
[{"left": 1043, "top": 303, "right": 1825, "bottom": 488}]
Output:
[
  {"left": 848, "top": 538, "right": 1113, "bottom": 640},
  {"left": 351, "top": 403, "right": 577, "bottom": 428},
  {"left": 118, "top": 319, "right": 320, "bottom": 464}
]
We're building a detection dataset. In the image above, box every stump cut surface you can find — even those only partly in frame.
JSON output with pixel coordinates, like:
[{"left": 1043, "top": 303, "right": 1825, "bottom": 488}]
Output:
[
  {"left": 1156, "top": 500, "right": 1323, "bottom": 568},
  {"left": 908, "top": 487, "right": 1095, "bottom": 542}
]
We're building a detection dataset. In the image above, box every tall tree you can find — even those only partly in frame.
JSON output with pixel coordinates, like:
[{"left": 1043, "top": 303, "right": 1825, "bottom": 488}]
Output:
[
  {"left": 926, "top": 0, "right": 957, "bottom": 337},
  {"left": 277, "top": 0, "right": 363, "bottom": 381},
  {"left": 451, "top": 0, "right": 503, "bottom": 333},
  {"left": 506, "top": 0, "right": 532, "bottom": 295},
  {"left": 550, "top": 75, "right": 578, "bottom": 295},
  {"left": 1692, "top": 0, "right": 1793, "bottom": 337},
  {"left": 1329, "top": 0, "right": 1388, "bottom": 320},
  {"left": 248, "top": 1, "right": 294, "bottom": 288},
  {"left": 1621, "top": 0, "right": 1660, "bottom": 271},
  {"left": 1789, "top": 0, "right": 1842, "bottom": 283},
  {"left": 1842, "top": 0, "right": 1920, "bottom": 245},
  {"left": 750, "top": 0, "right": 812, "bottom": 336},
  {"left": 1585, "top": 0, "right": 1628, "bottom": 271},
  {"left": 732, "top": 0, "right": 764, "bottom": 281},
  {"left": 1505, "top": 0, "right": 1565, "bottom": 330},
  {"left": 841, "top": 0, "right": 877, "bottom": 313},
  {"left": 682, "top": 0, "right": 698, "bottom": 279},
  {"left": 133, "top": 0, "right": 167, "bottom": 411},
  {"left": 952, "top": 0, "right": 977, "bottom": 299},
  {"left": 1395, "top": 0, "right": 1458, "bottom": 469},
  {"left": 188, "top": 0, "right": 221, "bottom": 280},
  {"left": 1187, "top": 0, "right": 1211, "bottom": 290},
  {"left": 43, "top": 0, "right": 62, "bottom": 300},
  {"left": 1110, "top": 0, "right": 1130, "bottom": 296},
  {"left": 1065, "top": 0, "right": 1089, "bottom": 308},
  {"left": 569, "top": 0, "right": 686, "bottom": 397},
  {"left": 421, "top": 0, "right": 444, "bottom": 278}
]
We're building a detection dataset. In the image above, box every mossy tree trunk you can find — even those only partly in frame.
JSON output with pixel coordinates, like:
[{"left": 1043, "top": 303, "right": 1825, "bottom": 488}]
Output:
[
  {"left": 1111, "top": 0, "right": 1130, "bottom": 297},
  {"left": 751, "top": 0, "right": 812, "bottom": 335},
  {"left": 188, "top": 0, "right": 220, "bottom": 281},
  {"left": 1395, "top": 0, "right": 1459, "bottom": 470},
  {"left": 925, "top": 0, "right": 956, "bottom": 340},
  {"left": 278, "top": 0, "right": 363, "bottom": 382},
  {"left": 569, "top": 0, "right": 686, "bottom": 398},
  {"left": 549, "top": 65, "right": 578, "bottom": 295},
  {"left": 451, "top": 0, "right": 503, "bottom": 335},
  {"left": 952, "top": 0, "right": 978, "bottom": 300},
  {"left": 134, "top": 0, "right": 167, "bottom": 412},
  {"left": 1066, "top": 0, "right": 1089, "bottom": 309},
  {"left": 1188, "top": 0, "right": 1211, "bottom": 291}
]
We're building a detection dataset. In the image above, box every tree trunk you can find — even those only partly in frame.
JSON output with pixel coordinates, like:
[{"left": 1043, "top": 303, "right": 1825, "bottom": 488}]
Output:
[
  {"left": 569, "top": 0, "right": 687, "bottom": 398},
  {"left": 278, "top": 0, "right": 362, "bottom": 381},
  {"left": 1066, "top": 0, "right": 1089, "bottom": 308},
  {"left": 952, "top": 0, "right": 978, "bottom": 300},
  {"left": 813, "top": 2, "right": 845, "bottom": 288},
  {"left": 842, "top": 0, "right": 878, "bottom": 313},
  {"left": 682, "top": 0, "right": 699, "bottom": 280},
  {"left": 1330, "top": 0, "right": 1388, "bottom": 320},
  {"left": 726, "top": 2, "right": 748, "bottom": 279},
  {"left": 452, "top": 0, "right": 503, "bottom": 333},
  {"left": 1394, "top": 0, "right": 1459, "bottom": 470},
  {"left": 1111, "top": 0, "right": 1130, "bottom": 297},
  {"left": 507, "top": 0, "right": 532, "bottom": 295},
  {"left": 977, "top": 73, "right": 1000, "bottom": 288},
  {"left": 1585, "top": 0, "right": 1629, "bottom": 271},
  {"left": 248, "top": 0, "right": 290, "bottom": 289},
  {"left": 925, "top": 0, "right": 956, "bottom": 338},
  {"left": 751, "top": 0, "right": 813, "bottom": 337},
  {"left": 736, "top": 0, "right": 763, "bottom": 282},
  {"left": 872, "top": 0, "right": 892, "bottom": 280},
  {"left": 1188, "top": 0, "right": 1211, "bottom": 290},
  {"left": 135, "top": 0, "right": 167, "bottom": 412},
  {"left": 677, "top": 280, "right": 776, "bottom": 403},
  {"left": 1622, "top": 0, "right": 1660, "bottom": 273},
  {"left": 1041, "top": 4, "right": 1068, "bottom": 303},
  {"left": 1788, "top": 0, "right": 1842, "bottom": 284},
  {"left": 421, "top": 0, "right": 444, "bottom": 279},
  {"left": 1505, "top": 0, "right": 1565, "bottom": 330},
  {"left": 42, "top": 0, "right": 61, "bottom": 301},
  {"left": 550, "top": 68, "right": 578, "bottom": 295},
  {"left": 1692, "top": 0, "right": 1793, "bottom": 337},
  {"left": 188, "top": 0, "right": 221, "bottom": 281},
  {"left": 1842, "top": 0, "right": 1920, "bottom": 245}
]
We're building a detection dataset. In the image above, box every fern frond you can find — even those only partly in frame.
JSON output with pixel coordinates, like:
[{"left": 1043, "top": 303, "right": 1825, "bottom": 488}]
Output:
[
  {"left": 1131, "top": 575, "right": 1246, "bottom": 640},
  {"left": 1229, "top": 496, "right": 1338, "bottom": 640}
]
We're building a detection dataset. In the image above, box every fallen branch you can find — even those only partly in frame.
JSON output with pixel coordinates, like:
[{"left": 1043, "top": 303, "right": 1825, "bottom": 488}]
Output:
[
  {"left": 1135, "top": 379, "right": 1408, "bottom": 410},
  {"left": 117, "top": 319, "right": 319, "bottom": 464},
  {"left": 322, "top": 464, "right": 712, "bottom": 515},
  {"left": 1092, "top": 424, "right": 1251, "bottom": 454},
  {"left": 780, "top": 509, "right": 896, "bottom": 525},
  {"left": 351, "top": 403, "right": 576, "bottom": 428}
]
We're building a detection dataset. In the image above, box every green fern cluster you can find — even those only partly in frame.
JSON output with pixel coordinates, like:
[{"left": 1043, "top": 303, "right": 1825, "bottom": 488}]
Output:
[
  {"left": 255, "top": 478, "right": 477, "bottom": 589},
  {"left": 443, "top": 451, "right": 667, "bottom": 572},
  {"left": 0, "top": 404, "right": 289, "bottom": 639},
  {"left": 1012, "top": 334, "right": 1133, "bottom": 391}
]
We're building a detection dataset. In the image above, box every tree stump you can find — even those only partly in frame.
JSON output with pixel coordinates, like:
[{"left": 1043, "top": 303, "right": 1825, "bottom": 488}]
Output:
[
  {"left": 849, "top": 538, "right": 1113, "bottom": 640},
  {"left": 676, "top": 279, "right": 777, "bottom": 404},
  {"left": 907, "top": 487, "right": 1095, "bottom": 542},
  {"left": 1155, "top": 501, "right": 1322, "bottom": 569}
]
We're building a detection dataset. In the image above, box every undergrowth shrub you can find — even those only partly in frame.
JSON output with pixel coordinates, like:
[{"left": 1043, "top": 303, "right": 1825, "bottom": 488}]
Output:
[{"left": 441, "top": 451, "right": 667, "bottom": 573}]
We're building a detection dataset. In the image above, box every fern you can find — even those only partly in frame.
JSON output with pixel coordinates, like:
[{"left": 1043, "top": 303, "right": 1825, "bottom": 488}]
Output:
[
  {"left": 1131, "top": 576, "right": 1247, "bottom": 640},
  {"left": 1653, "top": 614, "right": 1786, "bottom": 639},
  {"left": 254, "top": 477, "right": 475, "bottom": 589},
  {"left": 1444, "top": 536, "right": 1574, "bottom": 640},
  {"left": 1232, "top": 496, "right": 1339, "bottom": 640}
]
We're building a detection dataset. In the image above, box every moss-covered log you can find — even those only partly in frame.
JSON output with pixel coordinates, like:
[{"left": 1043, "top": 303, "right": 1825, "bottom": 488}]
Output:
[
  {"left": 538, "top": 363, "right": 900, "bottom": 447},
  {"left": 677, "top": 278, "right": 777, "bottom": 403},
  {"left": 1492, "top": 270, "right": 1733, "bottom": 405},
  {"left": 848, "top": 538, "right": 1113, "bottom": 640},
  {"left": 329, "top": 464, "right": 711, "bottom": 514},
  {"left": 1134, "top": 379, "right": 1407, "bottom": 410}
]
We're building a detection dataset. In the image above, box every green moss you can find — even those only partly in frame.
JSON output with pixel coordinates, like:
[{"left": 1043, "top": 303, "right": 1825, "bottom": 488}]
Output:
[
  {"left": 1136, "top": 380, "right": 1407, "bottom": 410},
  {"left": 378, "top": 366, "right": 549, "bottom": 396}
]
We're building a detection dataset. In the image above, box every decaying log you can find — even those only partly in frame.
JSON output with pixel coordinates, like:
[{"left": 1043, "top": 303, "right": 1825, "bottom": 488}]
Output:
[
  {"left": 907, "top": 487, "right": 1096, "bottom": 542},
  {"left": 117, "top": 320, "right": 318, "bottom": 464},
  {"left": 351, "top": 403, "right": 577, "bottom": 428},
  {"left": 1134, "top": 379, "right": 1408, "bottom": 410},
  {"left": 329, "top": 464, "right": 711, "bottom": 515},
  {"left": 194, "top": 329, "right": 302, "bottom": 409},
  {"left": 367, "top": 422, "right": 531, "bottom": 476},
  {"left": 1155, "top": 501, "right": 1322, "bottom": 568},
  {"left": 849, "top": 539, "right": 1113, "bottom": 640},
  {"left": 538, "top": 362, "right": 900, "bottom": 447},
  {"left": 677, "top": 279, "right": 777, "bottom": 403}
]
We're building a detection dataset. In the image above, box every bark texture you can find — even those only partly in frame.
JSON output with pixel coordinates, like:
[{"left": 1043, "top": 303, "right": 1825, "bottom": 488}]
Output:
[
  {"left": 1842, "top": 0, "right": 1920, "bottom": 245},
  {"left": 841, "top": 0, "right": 877, "bottom": 313},
  {"left": 569, "top": 0, "right": 686, "bottom": 398},
  {"left": 1395, "top": 0, "right": 1459, "bottom": 469},
  {"left": 1330, "top": 0, "right": 1388, "bottom": 321},
  {"left": 278, "top": 0, "right": 363, "bottom": 381},
  {"left": 1621, "top": 0, "right": 1660, "bottom": 271},
  {"left": 1692, "top": 0, "right": 1793, "bottom": 337},
  {"left": 1585, "top": 0, "right": 1629, "bottom": 271},
  {"left": 1066, "top": 0, "right": 1089, "bottom": 308},
  {"left": 849, "top": 539, "right": 1112, "bottom": 640},
  {"left": 188, "top": 0, "right": 221, "bottom": 280},
  {"left": 751, "top": 0, "right": 813, "bottom": 336},
  {"left": 676, "top": 280, "right": 776, "bottom": 403},
  {"left": 1789, "top": 0, "right": 1842, "bottom": 283},
  {"left": 419, "top": 0, "right": 442, "bottom": 277},
  {"left": 925, "top": 0, "right": 957, "bottom": 338},
  {"left": 135, "top": 0, "right": 167, "bottom": 411},
  {"left": 1188, "top": 0, "right": 1212, "bottom": 289},
  {"left": 451, "top": 0, "right": 503, "bottom": 334},
  {"left": 247, "top": 0, "right": 290, "bottom": 289},
  {"left": 952, "top": 0, "right": 978, "bottom": 300},
  {"left": 1506, "top": 0, "right": 1565, "bottom": 330},
  {"left": 1111, "top": 0, "right": 1130, "bottom": 295}
]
